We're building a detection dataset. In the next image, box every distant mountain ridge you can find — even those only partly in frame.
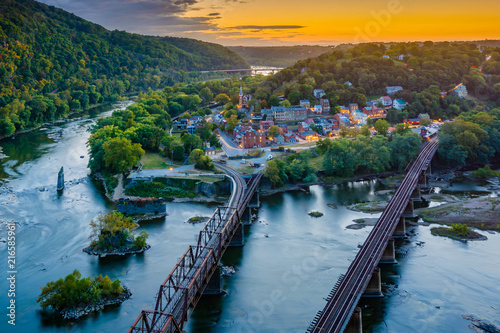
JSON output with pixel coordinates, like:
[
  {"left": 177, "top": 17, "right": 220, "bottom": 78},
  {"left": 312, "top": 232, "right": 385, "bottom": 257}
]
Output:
[{"left": 0, "top": 0, "right": 248, "bottom": 135}]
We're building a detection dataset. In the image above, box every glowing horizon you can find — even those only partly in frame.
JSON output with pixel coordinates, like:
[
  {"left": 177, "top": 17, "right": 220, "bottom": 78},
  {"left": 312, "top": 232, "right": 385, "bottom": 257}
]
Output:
[{"left": 39, "top": 0, "right": 500, "bottom": 46}]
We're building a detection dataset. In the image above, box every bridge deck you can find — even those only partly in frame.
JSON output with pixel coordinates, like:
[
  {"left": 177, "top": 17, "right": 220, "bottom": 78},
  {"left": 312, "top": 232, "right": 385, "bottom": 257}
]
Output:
[{"left": 309, "top": 139, "right": 439, "bottom": 333}]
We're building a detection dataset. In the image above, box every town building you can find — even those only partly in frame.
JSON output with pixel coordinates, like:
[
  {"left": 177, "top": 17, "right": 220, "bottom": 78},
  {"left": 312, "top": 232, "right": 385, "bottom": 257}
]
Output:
[
  {"left": 273, "top": 134, "right": 285, "bottom": 145},
  {"left": 344, "top": 81, "right": 353, "bottom": 88},
  {"left": 300, "top": 100, "right": 311, "bottom": 109},
  {"left": 393, "top": 99, "right": 407, "bottom": 110},
  {"left": 351, "top": 110, "right": 368, "bottom": 125},
  {"left": 259, "top": 120, "right": 274, "bottom": 132},
  {"left": 261, "top": 106, "right": 308, "bottom": 122},
  {"left": 451, "top": 83, "right": 468, "bottom": 98},
  {"left": 241, "top": 129, "right": 266, "bottom": 148},
  {"left": 297, "top": 130, "right": 319, "bottom": 141},
  {"left": 298, "top": 122, "right": 310, "bottom": 133},
  {"left": 312, "top": 104, "right": 323, "bottom": 114},
  {"left": 284, "top": 132, "right": 297, "bottom": 143},
  {"left": 386, "top": 86, "right": 403, "bottom": 94},
  {"left": 204, "top": 146, "right": 217, "bottom": 156},
  {"left": 334, "top": 113, "right": 351, "bottom": 127},
  {"left": 277, "top": 124, "right": 288, "bottom": 134},
  {"left": 379, "top": 96, "right": 393, "bottom": 108},
  {"left": 238, "top": 86, "right": 251, "bottom": 109},
  {"left": 320, "top": 98, "right": 331, "bottom": 113},
  {"left": 348, "top": 103, "right": 359, "bottom": 113},
  {"left": 362, "top": 106, "right": 385, "bottom": 118},
  {"left": 313, "top": 89, "right": 325, "bottom": 99}
]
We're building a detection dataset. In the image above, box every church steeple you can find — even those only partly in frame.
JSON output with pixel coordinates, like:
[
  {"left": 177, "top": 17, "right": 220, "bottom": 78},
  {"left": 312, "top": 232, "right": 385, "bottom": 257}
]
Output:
[
  {"left": 239, "top": 86, "right": 243, "bottom": 109},
  {"left": 239, "top": 85, "right": 243, "bottom": 97}
]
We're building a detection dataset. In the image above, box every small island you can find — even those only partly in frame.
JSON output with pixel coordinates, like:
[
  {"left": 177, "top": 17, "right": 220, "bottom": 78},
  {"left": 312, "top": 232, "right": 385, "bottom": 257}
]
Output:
[
  {"left": 37, "top": 269, "right": 131, "bottom": 319},
  {"left": 83, "top": 212, "right": 150, "bottom": 257},
  {"left": 309, "top": 211, "right": 324, "bottom": 218},
  {"left": 431, "top": 223, "right": 486, "bottom": 241}
]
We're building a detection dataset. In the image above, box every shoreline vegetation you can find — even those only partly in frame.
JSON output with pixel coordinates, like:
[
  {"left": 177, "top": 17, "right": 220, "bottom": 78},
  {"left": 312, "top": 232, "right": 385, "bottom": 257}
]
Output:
[
  {"left": 37, "top": 270, "right": 131, "bottom": 320},
  {"left": 83, "top": 212, "right": 150, "bottom": 257}
]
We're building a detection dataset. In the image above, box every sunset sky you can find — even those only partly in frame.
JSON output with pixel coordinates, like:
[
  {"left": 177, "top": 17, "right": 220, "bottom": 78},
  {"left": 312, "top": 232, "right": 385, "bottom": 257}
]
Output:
[{"left": 39, "top": 0, "right": 500, "bottom": 46}]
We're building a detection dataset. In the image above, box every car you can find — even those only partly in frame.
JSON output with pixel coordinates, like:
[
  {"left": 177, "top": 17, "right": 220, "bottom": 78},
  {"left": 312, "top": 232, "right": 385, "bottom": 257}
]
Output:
[{"left": 266, "top": 154, "right": 274, "bottom": 161}]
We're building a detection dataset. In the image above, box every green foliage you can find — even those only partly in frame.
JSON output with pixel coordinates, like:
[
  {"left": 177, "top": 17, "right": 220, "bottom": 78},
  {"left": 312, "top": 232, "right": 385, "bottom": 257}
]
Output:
[
  {"left": 124, "top": 181, "right": 193, "bottom": 198},
  {"left": 470, "top": 165, "right": 500, "bottom": 179},
  {"left": 267, "top": 125, "right": 282, "bottom": 139},
  {"left": 0, "top": 0, "right": 248, "bottom": 134},
  {"left": 88, "top": 212, "right": 140, "bottom": 250},
  {"left": 450, "top": 223, "right": 470, "bottom": 237},
  {"left": 36, "top": 270, "right": 124, "bottom": 311},
  {"left": 374, "top": 119, "right": 390, "bottom": 136},
  {"left": 189, "top": 149, "right": 214, "bottom": 170},
  {"left": 102, "top": 137, "right": 144, "bottom": 174},
  {"left": 134, "top": 231, "right": 149, "bottom": 250}
]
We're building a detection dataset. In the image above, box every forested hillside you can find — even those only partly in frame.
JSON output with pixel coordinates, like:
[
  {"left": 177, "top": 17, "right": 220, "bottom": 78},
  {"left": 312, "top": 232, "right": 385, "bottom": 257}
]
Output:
[
  {"left": 262, "top": 42, "right": 500, "bottom": 120},
  {"left": 0, "top": 0, "right": 248, "bottom": 136}
]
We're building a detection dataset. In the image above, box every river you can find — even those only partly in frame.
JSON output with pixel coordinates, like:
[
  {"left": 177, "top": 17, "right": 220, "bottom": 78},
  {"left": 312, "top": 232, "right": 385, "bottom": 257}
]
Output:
[{"left": 0, "top": 102, "right": 499, "bottom": 332}]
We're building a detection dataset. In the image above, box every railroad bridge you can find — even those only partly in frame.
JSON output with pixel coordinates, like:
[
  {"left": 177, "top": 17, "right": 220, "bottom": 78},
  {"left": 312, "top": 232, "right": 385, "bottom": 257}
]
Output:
[
  {"left": 129, "top": 163, "right": 262, "bottom": 333},
  {"left": 307, "top": 139, "right": 439, "bottom": 333}
]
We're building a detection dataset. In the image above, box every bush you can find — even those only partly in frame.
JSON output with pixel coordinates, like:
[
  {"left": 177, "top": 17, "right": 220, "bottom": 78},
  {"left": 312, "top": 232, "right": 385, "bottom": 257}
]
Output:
[
  {"left": 451, "top": 223, "right": 470, "bottom": 237},
  {"left": 37, "top": 270, "right": 124, "bottom": 311},
  {"left": 471, "top": 165, "right": 500, "bottom": 179}
]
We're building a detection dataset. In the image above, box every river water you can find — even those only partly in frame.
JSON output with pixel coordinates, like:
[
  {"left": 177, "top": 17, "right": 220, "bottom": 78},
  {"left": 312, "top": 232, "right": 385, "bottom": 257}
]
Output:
[{"left": 0, "top": 103, "right": 499, "bottom": 333}]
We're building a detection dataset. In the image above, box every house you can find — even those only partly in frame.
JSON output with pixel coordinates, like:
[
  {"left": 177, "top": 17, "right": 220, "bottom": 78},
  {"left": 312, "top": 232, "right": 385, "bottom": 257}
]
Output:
[
  {"left": 393, "top": 99, "right": 407, "bottom": 110},
  {"left": 190, "top": 116, "right": 203, "bottom": 124},
  {"left": 313, "top": 89, "right": 325, "bottom": 99},
  {"left": 312, "top": 104, "right": 323, "bottom": 113},
  {"left": 344, "top": 81, "right": 353, "bottom": 88},
  {"left": 273, "top": 134, "right": 285, "bottom": 145},
  {"left": 405, "top": 118, "right": 420, "bottom": 125},
  {"left": 320, "top": 98, "right": 331, "bottom": 113},
  {"left": 241, "top": 129, "right": 266, "bottom": 148},
  {"left": 362, "top": 106, "right": 385, "bottom": 118},
  {"left": 284, "top": 132, "right": 297, "bottom": 143},
  {"left": 186, "top": 125, "right": 196, "bottom": 135},
  {"left": 259, "top": 120, "right": 274, "bottom": 132},
  {"left": 334, "top": 113, "right": 351, "bottom": 127},
  {"left": 412, "top": 126, "right": 438, "bottom": 140},
  {"left": 348, "top": 103, "right": 359, "bottom": 113},
  {"left": 277, "top": 124, "right": 288, "bottom": 134},
  {"left": 383, "top": 55, "right": 390, "bottom": 59},
  {"left": 451, "top": 83, "right": 468, "bottom": 98},
  {"left": 379, "top": 96, "right": 393, "bottom": 108},
  {"left": 351, "top": 110, "right": 368, "bottom": 125},
  {"left": 214, "top": 113, "right": 224, "bottom": 125},
  {"left": 386, "top": 86, "right": 403, "bottom": 95},
  {"left": 298, "top": 122, "right": 310, "bottom": 133},
  {"left": 261, "top": 106, "right": 308, "bottom": 122},
  {"left": 298, "top": 130, "right": 319, "bottom": 141},
  {"left": 304, "top": 118, "right": 315, "bottom": 125},
  {"left": 418, "top": 113, "right": 430, "bottom": 122},
  {"left": 300, "top": 100, "right": 311, "bottom": 109},
  {"left": 398, "top": 54, "right": 405, "bottom": 61},
  {"left": 232, "top": 124, "right": 251, "bottom": 137},
  {"left": 204, "top": 147, "right": 217, "bottom": 156},
  {"left": 339, "top": 105, "right": 349, "bottom": 114},
  {"left": 329, "top": 118, "right": 340, "bottom": 128}
]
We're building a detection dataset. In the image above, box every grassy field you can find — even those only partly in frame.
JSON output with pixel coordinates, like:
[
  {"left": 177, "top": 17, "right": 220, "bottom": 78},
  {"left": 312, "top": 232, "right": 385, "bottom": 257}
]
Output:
[{"left": 141, "top": 152, "right": 169, "bottom": 169}]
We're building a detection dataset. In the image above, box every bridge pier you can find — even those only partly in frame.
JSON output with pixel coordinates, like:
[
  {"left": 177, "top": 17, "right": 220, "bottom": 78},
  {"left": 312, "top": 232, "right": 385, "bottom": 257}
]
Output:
[
  {"left": 411, "top": 184, "right": 422, "bottom": 202},
  {"left": 362, "top": 267, "right": 383, "bottom": 298},
  {"left": 380, "top": 239, "right": 397, "bottom": 264},
  {"left": 203, "top": 265, "right": 223, "bottom": 295},
  {"left": 403, "top": 199, "right": 415, "bottom": 217},
  {"left": 229, "top": 223, "right": 245, "bottom": 247},
  {"left": 345, "top": 307, "right": 363, "bottom": 333},
  {"left": 242, "top": 191, "right": 260, "bottom": 225},
  {"left": 393, "top": 216, "right": 406, "bottom": 238}
]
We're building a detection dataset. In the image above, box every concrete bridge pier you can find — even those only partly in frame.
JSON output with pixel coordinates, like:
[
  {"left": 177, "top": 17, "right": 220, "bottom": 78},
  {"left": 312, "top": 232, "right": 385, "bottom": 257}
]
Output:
[
  {"left": 380, "top": 239, "right": 397, "bottom": 264},
  {"left": 229, "top": 223, "right": 245, "bottom": 247},
  {"left": 345, "top": 307, "right": 362, "bottom": 333},
  {"left": 203, "top": 265, "right": 223, "bottom": 295},
  {"left": 242, "top": 191, "right": 260, "bottom": 225},
  {"left": 411, "top": 184, "right": 422, "bottom": 202},
  {"left": 362, "top": 267, "right": 383, "bottom": 298},
  {"left": 393, "top": 216, "right": 406, "bottom": 238}
]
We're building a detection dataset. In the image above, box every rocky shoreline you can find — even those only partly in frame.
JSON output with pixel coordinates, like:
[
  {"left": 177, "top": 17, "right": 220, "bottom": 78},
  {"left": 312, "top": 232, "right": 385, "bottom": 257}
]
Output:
[
  {"left": 82, "top": 245, "right": 151, "bottom": 257},
  {"left": 58, "top": 286, "right": 132, "bottom": 320}
]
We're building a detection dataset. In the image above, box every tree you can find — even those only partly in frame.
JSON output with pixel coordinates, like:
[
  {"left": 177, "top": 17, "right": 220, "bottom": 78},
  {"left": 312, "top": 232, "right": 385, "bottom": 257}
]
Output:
[
  {"left": 374, "top": 119, "right": 390, "bottom": 136},
  {"left": 215, "top": 93, "right": 230, "bottom": 105},
  {"left": 360, "top": 124, "right": 371, "bottom": 137},
  {"left": 394, "top": 123, "right": 410, "bottom": 135},
  {"left": 267, "top": 125, "right": 282, "bottom": 139},
  {"left": 322, "top": 139, "right": 358, "bottom": 177},
  {"left": 188, "top": 148, "right": 205, "bottom": 164},
  {"left": 225, "top": 114, "right": 239, "bottom": 133},
  {"left": 172, "top": 145, "right": 185, "bottom": 161},
  {"left": 280, "top": 99, "right": 291, "bottom": 108},
  {"left": 199, "top": 87, "right": 213, "bottom": 104},
  {"left": 102, "top": 137, "right": 144, "bottom": 174},
  {"left": 268, "top": 95, "right": 280, "bottom": 107}
]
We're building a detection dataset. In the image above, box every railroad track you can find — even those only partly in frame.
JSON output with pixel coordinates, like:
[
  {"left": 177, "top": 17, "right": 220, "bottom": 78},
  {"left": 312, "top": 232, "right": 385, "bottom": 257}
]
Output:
[{"left": 309, "top": 139, "right": 439, "bottom": 333}]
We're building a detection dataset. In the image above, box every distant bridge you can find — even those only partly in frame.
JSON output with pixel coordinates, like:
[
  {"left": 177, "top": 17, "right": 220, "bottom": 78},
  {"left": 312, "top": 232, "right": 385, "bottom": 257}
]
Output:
[
  {"left": 129, "top": 164, "right": 262, "bottom": 333},
  {"left": 198, "top": 67, "right": 283, "bottom": 75},
  {"left": 307, "top": 139, "right": 439, "bottom": 333}
]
